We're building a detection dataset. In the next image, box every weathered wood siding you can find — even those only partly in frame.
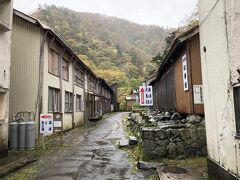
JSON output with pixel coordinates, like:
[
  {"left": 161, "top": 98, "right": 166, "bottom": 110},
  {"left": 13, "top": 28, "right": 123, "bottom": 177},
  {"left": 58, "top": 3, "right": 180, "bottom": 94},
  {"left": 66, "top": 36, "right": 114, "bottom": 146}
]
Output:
[
  {"left": 166, "top": 68, "right": 175, "bottom": 109},
  {"left": 174, "top": 34, "right": 204, "bottom": 114},
  {"left": 187, "top": 34, "right": 204, "bottom": 114},
  {"left": 153, "top": 32, "right": 204, "bottom": 115},
  {"left": 174, "top": 50, "right": 192, "bottom": 114},
  {"left": 155, "top": 67, "right": 176, "bottom": 111}
]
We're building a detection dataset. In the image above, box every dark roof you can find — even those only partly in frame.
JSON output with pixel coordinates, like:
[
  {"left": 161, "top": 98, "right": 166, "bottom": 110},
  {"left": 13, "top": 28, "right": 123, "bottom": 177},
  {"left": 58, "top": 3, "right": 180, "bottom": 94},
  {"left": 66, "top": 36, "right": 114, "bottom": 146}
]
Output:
[
  {"left": 13, "top": 9, "right": 97, "bottom": 78},
  {"left": 98, "top": 78, "right": 114, "bottom": 94},
  {"left": 151, "top": 25, "right": 199, "bottom": 85}
]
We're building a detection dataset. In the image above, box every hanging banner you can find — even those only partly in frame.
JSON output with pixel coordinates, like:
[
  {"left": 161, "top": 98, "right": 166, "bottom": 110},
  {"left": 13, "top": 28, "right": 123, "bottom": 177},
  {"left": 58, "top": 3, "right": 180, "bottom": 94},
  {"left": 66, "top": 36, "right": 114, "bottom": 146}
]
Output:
[{"left": 182, "top": 54, "right": 189, "bottom": 91}]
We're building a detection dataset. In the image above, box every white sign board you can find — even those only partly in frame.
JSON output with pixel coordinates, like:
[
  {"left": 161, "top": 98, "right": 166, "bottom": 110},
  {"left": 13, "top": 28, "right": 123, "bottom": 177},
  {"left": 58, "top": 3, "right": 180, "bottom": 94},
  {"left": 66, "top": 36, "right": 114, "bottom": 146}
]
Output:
[
  {"left": 40, "top": 114, "right": 53, "bottom": 135},
  {"left": 54, "top": 120, "right": 62, "bottom": 128},
  {"left": 193, "top": 85, "right": 204, "bottom": 104},
  {"left": 139, "top": 86, "right": 153, "bottom": 106},
  {"left": 182, "top": 54, "right": 189, "bottom": 91}
]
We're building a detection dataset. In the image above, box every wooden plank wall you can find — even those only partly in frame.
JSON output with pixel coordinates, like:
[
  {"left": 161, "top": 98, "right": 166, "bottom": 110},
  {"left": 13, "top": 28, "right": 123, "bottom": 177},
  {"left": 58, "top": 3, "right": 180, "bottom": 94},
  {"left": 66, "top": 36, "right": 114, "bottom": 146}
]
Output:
[
  {"left": 166, "top": 68, "right": 175, "bottom": 109},
  {"left": 153, "top": 68, "right": 176, "bottom": 111},
  {"left": 152, "top": 33, "right": 204, "bottom": 115},
  {"left": 174, "top": 49, "right": 192, "bottom": 114},
  {"left": 187, "top": 34, "right": 204, "bottom": 114}
]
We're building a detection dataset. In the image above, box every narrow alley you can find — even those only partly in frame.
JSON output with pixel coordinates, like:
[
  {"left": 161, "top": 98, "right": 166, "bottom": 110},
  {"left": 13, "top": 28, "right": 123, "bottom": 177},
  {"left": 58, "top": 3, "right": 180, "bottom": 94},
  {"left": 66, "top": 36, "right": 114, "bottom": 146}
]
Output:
[
  {"left": 2, "top": 1, "right": 240, "bottom": 179},
  {"left": 31, "top": 112, "right": 155, "bottom": 180}
]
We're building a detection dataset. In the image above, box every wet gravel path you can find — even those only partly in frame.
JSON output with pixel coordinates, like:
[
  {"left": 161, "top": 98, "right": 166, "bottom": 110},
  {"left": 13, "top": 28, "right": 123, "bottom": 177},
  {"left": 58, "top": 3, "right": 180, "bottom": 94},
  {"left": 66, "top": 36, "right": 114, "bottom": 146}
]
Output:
[{"left": 36, "top": 112, "right": 154, "bottom": 180}]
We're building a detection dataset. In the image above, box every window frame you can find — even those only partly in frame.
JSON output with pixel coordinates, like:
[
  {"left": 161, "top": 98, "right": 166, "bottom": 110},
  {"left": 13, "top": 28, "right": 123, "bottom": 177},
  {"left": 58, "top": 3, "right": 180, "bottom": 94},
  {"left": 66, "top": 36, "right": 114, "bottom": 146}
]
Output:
[
  {"left": 88, "top": 76, "right": 95, "bottom": 92},
  {"left": 48, "top": 87, "right": 60, "bottom": 113},
  {"left": 65, "top": 91, "right": 73, "bottom": 113},
  {"left": 48, "top": 48, "right": 60, "bottom": 77},
  {"left": 62, "top": 58, "right": 69, "bottom": 81},
  {"left": 76, "top": 94, "right": 82, "bottom": 112},
  {"left": 74, "top": 66, "right": 84, "bottom": 87}
]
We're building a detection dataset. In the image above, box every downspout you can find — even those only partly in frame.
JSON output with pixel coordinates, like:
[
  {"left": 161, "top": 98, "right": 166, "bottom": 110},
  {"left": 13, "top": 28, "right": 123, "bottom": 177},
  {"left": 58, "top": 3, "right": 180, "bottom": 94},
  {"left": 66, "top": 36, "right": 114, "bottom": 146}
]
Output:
[
  {"left": 35, "top": 30, "right": 48, "bottom": 139},
  {"left": 187, "top": 42, "right": 195, "bottom": 114},
  {"left": 59, "top": 50, "right": 63, "bottom": 114},
  {"left": 84, "top": 70, "right": 87, "bottom": 122},
  {"left": 72, "top": 58, "right": 77, "bottom": 128}
]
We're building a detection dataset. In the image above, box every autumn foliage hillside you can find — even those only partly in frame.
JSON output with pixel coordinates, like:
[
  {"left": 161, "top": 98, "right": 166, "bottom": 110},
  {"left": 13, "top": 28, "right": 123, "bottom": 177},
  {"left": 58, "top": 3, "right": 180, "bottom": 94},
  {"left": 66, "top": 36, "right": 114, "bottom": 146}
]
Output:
[{"left": 32, "top": 5, "right": 170, "bottom": 109}]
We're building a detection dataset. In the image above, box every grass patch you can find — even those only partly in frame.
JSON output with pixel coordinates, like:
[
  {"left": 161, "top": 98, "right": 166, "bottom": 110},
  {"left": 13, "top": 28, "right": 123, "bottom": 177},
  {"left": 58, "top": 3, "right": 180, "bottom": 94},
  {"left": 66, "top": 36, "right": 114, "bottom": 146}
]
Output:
[
  {"left": 161, "top": 157, "right": 208, "bottom": 179},
  {"left": 123, "top": 145, "right": 142, "bottom": 173},
  {"left": 7, "top": 161, "right": 43, "bottom": 180},
  {"left": 6, "top": 134, "right": 71, "bottom": 179}
]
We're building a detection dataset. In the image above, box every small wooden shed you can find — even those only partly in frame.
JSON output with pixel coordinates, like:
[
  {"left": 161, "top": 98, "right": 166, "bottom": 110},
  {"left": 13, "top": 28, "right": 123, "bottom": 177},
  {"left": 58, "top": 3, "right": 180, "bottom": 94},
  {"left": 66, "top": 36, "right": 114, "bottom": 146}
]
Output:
[{"left": 150, "top": 26, "right": 204, "bottom": 115}]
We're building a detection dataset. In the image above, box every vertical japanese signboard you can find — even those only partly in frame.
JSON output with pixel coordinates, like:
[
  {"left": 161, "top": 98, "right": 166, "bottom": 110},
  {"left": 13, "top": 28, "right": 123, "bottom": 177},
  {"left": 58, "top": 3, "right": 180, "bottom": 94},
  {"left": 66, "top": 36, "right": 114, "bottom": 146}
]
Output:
[
  {"left": 182, "top": 54, "right": 189, "bottom": 91},
  {"left": 40, "top": 114, "right": 53, "bottom": 135},
  {"left": 139, "top": 86, "right": 153, "bottom": 106},
  {"left": 193, "top": 85, "right": 204, "bottom": 104}
]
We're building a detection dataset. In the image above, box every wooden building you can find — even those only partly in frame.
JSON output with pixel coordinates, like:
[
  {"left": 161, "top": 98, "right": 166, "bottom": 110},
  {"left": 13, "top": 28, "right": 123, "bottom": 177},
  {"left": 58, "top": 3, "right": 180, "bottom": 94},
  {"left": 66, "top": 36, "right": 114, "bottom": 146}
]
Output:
[
  {"left": 110, "top": 83, "right": 119, "bottom": 112},
  {"left": 95, "top": 78, "right": 113, "bottom": 116},
  {"left": 150, "top": 26, "right": 204, "bottom": 115},
  {"left": 125, "top": 89, "right": 139, "bottom": 110},
  {"left": 0, "top": 0, "right": 13, "bottom": 157},
  {"left": 10, "top": 10, "right": 114, "bottom": 135}
]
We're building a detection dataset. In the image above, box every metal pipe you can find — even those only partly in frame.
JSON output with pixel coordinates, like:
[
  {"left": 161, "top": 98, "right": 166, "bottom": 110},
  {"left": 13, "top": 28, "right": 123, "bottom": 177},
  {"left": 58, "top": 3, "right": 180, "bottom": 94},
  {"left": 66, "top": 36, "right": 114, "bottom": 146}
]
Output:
[{"left": 36, "top": 30, "right": 48, "bottom": 139}]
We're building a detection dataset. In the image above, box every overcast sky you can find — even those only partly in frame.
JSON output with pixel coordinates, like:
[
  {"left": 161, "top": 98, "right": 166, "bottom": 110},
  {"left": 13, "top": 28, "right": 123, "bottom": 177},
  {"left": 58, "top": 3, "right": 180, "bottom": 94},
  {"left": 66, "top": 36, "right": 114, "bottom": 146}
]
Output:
[{"left": 13, "top": 0, "right": 197, "bottom": 28}]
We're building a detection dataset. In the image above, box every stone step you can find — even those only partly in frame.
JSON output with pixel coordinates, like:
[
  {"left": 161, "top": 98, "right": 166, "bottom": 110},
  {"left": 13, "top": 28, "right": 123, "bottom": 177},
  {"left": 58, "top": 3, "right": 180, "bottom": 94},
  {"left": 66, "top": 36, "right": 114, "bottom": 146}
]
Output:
[
  {"left": 137, "top": 161, "right": 162, "bottom": 170},
  {"left": 129, "top": 136, "right": 138, "bottom": 146}
]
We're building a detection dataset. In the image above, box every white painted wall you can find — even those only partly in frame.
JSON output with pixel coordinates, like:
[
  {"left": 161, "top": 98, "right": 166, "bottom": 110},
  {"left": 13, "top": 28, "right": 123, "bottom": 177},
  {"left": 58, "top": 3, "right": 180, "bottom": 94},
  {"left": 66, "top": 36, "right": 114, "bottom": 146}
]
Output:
[
  {"left": 199, "top": 0, "right": 240, "bottom": 176},
  {"left": 226, "top": 0, "right": 240, "bottom": 85},
  {"left": 0, "top": 0, "right": 12, "bottom": 150},
  {"left": 74, "top": 85, "right": 84, "bottom": 126},
  {"left": 42, "top": 40, "right": 85, "bottom": 131}
]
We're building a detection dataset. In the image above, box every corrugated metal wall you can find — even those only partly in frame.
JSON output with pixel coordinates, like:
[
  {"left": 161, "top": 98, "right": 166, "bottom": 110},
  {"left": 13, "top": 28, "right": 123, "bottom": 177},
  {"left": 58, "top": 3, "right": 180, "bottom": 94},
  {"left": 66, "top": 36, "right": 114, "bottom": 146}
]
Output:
[{"left": 10, "top": 15, "right": 40, "bottom": 119}]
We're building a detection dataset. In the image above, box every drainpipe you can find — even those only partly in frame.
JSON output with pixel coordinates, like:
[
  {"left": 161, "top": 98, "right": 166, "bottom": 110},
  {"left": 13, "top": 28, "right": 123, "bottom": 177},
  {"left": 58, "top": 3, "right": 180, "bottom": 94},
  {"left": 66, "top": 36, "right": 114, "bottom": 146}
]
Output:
[
  {"left": 84, "top": 70, "right": 87, "bottom": 122},
  {"left": 59, "top": 50, "right": 63, "bottom": 114},
  {"left": 36, "top": 30, "right": 48, "bottom": 139},
  {"left": 72, "top": 58, "right": 77, "bottom": 128},
  {"left": 187, "top": 44, "right": 194, "bottom": 114}
]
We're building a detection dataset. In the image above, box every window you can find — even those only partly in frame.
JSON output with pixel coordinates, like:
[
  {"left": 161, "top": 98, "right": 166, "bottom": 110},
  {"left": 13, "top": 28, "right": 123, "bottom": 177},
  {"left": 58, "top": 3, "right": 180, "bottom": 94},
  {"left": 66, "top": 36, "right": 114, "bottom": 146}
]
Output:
[
  {"left": 74, "top": 67, "right": 84, "bottom": 87},
  {"left": 234, "top": 86, "right": 240, "bottom": 136},
  {"left": 88, "top": 77, "right": 95, "bottom": 92},
  {"left": 65, "top": 91, "right": 73, "bottom": 112},
  {"left": 48, "top": 87, "right": 60, "bottom": 113},
  {"left": 76, "top": 95, "right": 82, "bottom": 112},
  {"left": 48, "top": 49, "right": 60, "bottom": 76},
  {"left": 62, "top": 58, "right": 69, "bottom": 81}
]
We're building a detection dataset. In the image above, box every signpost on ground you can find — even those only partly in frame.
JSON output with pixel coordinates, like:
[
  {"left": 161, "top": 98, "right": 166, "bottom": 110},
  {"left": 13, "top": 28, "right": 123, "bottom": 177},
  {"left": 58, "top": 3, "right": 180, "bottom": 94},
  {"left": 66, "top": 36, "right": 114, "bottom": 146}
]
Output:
[
  {"left": 53, "top": 113, "right": 63, "bottom": 147},
  {"left": 40, "top": 114, "right": 53, "bottom": 135},
  {"left": 139, "top": 85, "right": 153, "bottom": 106},
  {"left": 40, "top": 114, "right": 54, "bottom": 149}
]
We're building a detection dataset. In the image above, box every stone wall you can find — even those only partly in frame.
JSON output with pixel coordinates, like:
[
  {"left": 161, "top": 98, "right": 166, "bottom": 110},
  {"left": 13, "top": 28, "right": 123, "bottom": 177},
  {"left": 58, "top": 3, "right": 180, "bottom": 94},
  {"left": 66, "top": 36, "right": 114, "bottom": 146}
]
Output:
[
  {"left": 141, "top": 115, "right": 207, "bottom": 160},
  {"left": 128, "top": 112, "right": 207, "bottom": 160}
]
